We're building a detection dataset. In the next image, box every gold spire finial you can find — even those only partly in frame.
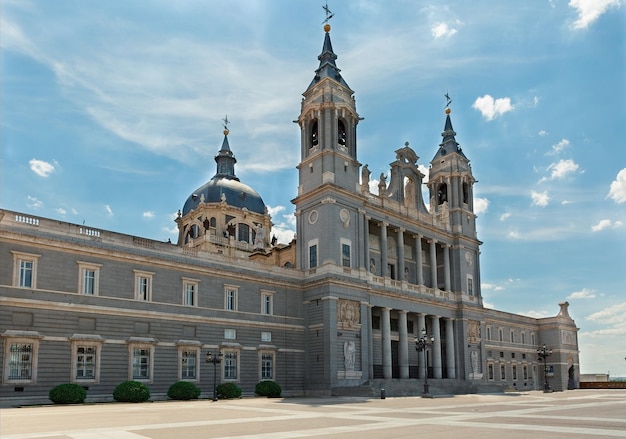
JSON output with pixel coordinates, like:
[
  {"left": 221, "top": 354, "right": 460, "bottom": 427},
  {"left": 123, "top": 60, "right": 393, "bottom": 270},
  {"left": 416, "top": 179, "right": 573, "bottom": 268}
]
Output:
[
  {"left": 322, "top": 2, "right": 333, "bottom": 32},
  {"left": 445, "top": 92, "right": 452, "bottom": 114},
  {"left": 222, "top": 115, "right": 230, "bottom": 136}
]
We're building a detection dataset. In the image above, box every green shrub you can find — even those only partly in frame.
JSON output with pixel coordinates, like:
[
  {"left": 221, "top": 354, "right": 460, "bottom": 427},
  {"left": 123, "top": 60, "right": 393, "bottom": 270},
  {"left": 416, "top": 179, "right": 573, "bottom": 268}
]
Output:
[
  {"left": 48, "top": 383, "right": 87, "bottom": 404},
  {"left": 167, "top": 381, "right": 201, "bottom": 400},
  {"left": 255, "top": 380, "right": 282, "bottom": 397},
  {"left": 216, "top": 382, "right": 242, "bottom": 399},
  {"left": 113, "top": 380, "right": 151, "bottom": 403}
]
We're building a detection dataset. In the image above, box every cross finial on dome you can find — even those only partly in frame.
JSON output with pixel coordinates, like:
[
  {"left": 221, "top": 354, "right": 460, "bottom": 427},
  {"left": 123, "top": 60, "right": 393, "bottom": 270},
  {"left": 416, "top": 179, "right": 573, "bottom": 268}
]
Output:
[
  {"left": 445, "top": 92, "right": 453, "bottom": 114},
  {"left": 322, "top": 1, "right": 334, "bottom": 32},
  {"left": 222, "top": 115, "right": 230, "bottom": 135}
]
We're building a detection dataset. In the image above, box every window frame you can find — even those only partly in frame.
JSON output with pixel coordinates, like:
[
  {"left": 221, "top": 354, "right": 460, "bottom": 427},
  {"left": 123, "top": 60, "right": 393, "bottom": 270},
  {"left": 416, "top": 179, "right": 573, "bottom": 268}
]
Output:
[
  {"left": 340, "top": 239, "right": 351, "bottom": 268},
  {"left": 259, "top": 351, "right": 275, "bottom": 381},
  {"left": 466, "top": 274, "right": 474, "bottom": 296},
  {"left": 134, "top": 270, "right": 154, "bottom": 302},
  {"left": 223, "top": 350, "right": 239, "bottom": 382},
  {"left": 182, "top": 277, "right": 200, "bottom": 307},
  {"left": 77, "top": 261, "right": 102, "bottom": 296},
  {"left": 308, "top": 239, "right": 318, "bottom": 269},
  {"left": 11, "top": 251, "right": 41, "bottom": 289},
  {"left": 261, "top": 290, "right": 274, "bottom": 315},
  {"left": 224, "top": 285, "right": 239, "bottom": 311},
  {"left": 2, "top": 332, "right": 42, "bottom": 384},
  {"left": 177, "top": 343, "right": 201, "bottom": 382},
  {"left": 127, "top": 340, "right": 156, "bottom": 383},
  {"left": 70, "top": 335, "right": 103, "bottom": 384}
]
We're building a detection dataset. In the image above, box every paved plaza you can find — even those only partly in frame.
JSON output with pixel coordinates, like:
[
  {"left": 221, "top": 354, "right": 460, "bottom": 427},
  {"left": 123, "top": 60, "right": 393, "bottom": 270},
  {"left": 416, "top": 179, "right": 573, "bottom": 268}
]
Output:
[{"left": 2, "top": 389, "right": 626, "bottom": 438}]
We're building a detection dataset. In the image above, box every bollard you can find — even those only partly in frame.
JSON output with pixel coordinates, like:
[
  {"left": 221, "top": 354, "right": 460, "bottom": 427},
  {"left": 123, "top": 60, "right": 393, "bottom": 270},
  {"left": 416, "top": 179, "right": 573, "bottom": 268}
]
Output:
[{"left": 380, "top": 388, "right": 386, "bottom": 399}]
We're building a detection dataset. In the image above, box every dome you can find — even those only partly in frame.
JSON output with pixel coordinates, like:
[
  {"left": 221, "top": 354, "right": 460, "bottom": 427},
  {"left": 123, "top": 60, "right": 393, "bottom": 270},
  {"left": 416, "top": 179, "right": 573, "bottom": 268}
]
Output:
[{"left": 182, "top": 176, "right": 266, "bottom": 215}]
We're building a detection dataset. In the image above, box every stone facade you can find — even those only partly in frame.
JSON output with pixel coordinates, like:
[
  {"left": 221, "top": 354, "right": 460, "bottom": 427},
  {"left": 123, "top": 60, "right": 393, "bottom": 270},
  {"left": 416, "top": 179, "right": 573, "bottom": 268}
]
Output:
[{"left": 0, "top": 26, "right": 579, "bottom": 406}]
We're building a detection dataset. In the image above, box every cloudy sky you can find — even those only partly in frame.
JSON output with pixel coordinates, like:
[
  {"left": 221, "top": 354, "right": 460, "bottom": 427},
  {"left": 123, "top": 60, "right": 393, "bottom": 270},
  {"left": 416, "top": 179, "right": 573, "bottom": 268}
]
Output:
[{"left": 2, "top": 0, "right": 625, "bottom": 377}]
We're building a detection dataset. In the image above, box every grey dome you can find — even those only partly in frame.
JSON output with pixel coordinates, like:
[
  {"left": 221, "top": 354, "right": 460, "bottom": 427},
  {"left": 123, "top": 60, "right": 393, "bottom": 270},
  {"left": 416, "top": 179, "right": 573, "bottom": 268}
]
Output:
[{"left": 182, "top": 177, "right": 266, "bottom": 215}]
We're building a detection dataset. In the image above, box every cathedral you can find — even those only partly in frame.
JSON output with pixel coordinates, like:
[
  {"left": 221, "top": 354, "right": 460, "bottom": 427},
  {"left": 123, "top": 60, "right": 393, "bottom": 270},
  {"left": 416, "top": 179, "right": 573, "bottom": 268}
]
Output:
[{"left": 0, "top": 23, "right": 580, "bottom": 406}]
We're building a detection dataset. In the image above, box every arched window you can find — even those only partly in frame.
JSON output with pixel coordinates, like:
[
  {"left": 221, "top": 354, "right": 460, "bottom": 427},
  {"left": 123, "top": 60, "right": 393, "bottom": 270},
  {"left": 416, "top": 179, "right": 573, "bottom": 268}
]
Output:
[
  {"left": 310, "top": 120, "right": 318, "bottom": 147},
  {"left": 238, "top": 223, "right": 250, "bottom": 243},
  {"left": 437, "top": 183, "right": 448, "bottom": 205},
  {"left": 337, "top": 120, "right": 346, "bottom": 146}
]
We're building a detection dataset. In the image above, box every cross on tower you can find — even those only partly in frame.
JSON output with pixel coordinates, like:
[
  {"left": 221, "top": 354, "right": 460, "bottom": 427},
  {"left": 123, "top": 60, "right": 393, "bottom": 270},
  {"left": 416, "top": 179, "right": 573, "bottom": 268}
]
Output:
[
  {"left": 222, "top": 115, "right": 230, "bottom": 131},
  {"left": 322, "top": 2, "right": 334, "bottom": 24}
]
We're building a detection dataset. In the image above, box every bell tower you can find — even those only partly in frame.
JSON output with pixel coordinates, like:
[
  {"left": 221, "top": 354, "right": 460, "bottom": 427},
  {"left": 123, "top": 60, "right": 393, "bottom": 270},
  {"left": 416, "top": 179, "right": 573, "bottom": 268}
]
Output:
[{"left": 292, "top": 22, "right": 363, "bottom": 271}]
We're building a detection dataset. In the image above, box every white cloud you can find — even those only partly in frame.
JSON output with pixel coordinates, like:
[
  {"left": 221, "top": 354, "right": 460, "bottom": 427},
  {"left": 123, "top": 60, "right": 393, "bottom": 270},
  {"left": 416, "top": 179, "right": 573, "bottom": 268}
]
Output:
[
  {"left": 546, "top": 159, "right": 579, "bottom": 180},
  {"left": 531, "top": 190, "right": 550, "bottom": 207},
  {"left": 538, "top": 130, "right": 548, "bottom": 136},
  {"left": 105, "top": 205, "right": 113, "bottom": 216},
  {"left": 55, "top": 208, "right": 67, "bottom": 215},
  {"left": 267, "top": 205, "right": 296, "bottom": 245},
  {"left": 29, "top": 159, "right": 55, "bottom": 177},
  {"left": 551, "top": 138, "right": 570, "bottom": 153},
  {"left": 431, "top": 22, "right": 458, "bottom": 38},
  {"left": 27, "top": 195, "right": 43, "bottom": 209},
  {"left": 472, "top": 95, "right": 514, "bottom": 121},
  {"left": 567, "top": 288, "right": 596, "bottom": 299},
  {"left": 507, "top": 230, "right": 521, "bottom": 239},
  {"left": 569, "top": 0, "right": 622, "bottom": 30},
  {"left": 586, "top": 302, "right": 626, "bottom": 327},
  {"left": 592, "top": 219, "right": 624, "bottom": 231},
  {"left": 473, "top": 197, "right": 489, "bottom": 214},
  {"left": 608, "top": 168, "right": 626, "bottom": 203},
  {"left": 532, "top": 96, "right": 540, "bottom": 107},
  {"left": 499, "top": 212, "right": 511, "bottom": 221},
  {"left": 143, "top": 211, "right": 155, "bottom": 218},
  {"left": 522, "top": 309, "right": 551, "bottom": 318}
]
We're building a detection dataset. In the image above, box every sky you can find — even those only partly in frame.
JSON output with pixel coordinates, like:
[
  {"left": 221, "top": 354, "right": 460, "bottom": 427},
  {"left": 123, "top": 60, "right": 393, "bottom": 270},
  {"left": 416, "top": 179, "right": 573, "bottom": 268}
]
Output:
[{"left": 1, "top": 0, "right": 625, "bottom": 377}]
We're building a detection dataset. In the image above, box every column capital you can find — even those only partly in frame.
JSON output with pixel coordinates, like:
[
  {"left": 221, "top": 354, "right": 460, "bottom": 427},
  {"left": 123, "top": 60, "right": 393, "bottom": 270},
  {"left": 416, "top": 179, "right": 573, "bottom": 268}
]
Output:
[{"left": 397, "top": 227, "right": 406, "bottom": 233}]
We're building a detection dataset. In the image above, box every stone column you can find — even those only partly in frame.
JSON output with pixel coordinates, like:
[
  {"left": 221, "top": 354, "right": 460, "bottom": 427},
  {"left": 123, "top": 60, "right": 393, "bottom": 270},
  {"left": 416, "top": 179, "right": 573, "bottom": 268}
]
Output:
[
  {"left": 380, "top": 223, "right": 388, "bottom": 278},
  {"left": 397, "top": 228, "right": 405, "bottom": 281},
  {"left": 398, "top": 310, "right": 409, "bottom": 379},
  {"left": 381, "top": 307, "right": 392, "bottom": 379},
  {"left": 443, "top": 244, "right": 451, "bottom": 292},
  {"left": 363, "top": 214, "right": 370, "bottom": 274},
  {"left": 445, "top": 318, "right": 456, "bottom": 379},
  {"left": 429, "top": 239, "right": 438, "bottom": 289},
  {"left": 432, "top": 315, "right": 442, "bottom": 379},
  {"left": 417, "top": 313, "right": 426, "bottom": 379},
  {"left": 415, "top": 235, "right": 423, "bottom": 285}
]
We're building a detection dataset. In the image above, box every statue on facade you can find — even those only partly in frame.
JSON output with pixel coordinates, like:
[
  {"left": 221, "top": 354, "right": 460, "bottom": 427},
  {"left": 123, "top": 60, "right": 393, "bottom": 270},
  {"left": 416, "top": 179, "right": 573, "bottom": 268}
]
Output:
[
  {"left": 378, "top": 173, "right": 387, "bottom": 196},
  {"left": 344, "top": 340, "right": 356, "bottom": 371}
]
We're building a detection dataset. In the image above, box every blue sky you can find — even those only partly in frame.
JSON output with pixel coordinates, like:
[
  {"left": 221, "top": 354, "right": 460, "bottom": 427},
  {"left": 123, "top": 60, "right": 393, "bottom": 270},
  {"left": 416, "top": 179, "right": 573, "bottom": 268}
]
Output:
[{"left": 2, "top": 0, "right": 625, "bottom": 377}]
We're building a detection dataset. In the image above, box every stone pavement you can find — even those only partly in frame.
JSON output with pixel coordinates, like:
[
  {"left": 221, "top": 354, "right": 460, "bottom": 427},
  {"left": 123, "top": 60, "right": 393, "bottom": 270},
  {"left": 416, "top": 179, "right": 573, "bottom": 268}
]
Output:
[{"left": 1, "top": 389, "right": 626, "bottom": 438}]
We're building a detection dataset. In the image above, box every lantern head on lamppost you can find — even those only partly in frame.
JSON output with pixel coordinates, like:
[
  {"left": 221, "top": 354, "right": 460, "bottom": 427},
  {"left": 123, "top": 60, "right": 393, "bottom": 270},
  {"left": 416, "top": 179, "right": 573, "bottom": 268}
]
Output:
[
  {"left": 415, "top": 328, "right": 435, "bottom": 398},
  {"left": 537, "top": 344, "right": 553, "bottom": 393},
  {"left": 206, "top": 351, "right": 223, "bottom": 401}
]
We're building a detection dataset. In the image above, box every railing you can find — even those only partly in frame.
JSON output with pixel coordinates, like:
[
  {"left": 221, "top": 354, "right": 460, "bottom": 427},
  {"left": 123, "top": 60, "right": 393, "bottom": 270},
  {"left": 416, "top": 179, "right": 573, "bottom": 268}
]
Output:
[{"left": 14, "top": 214, "right": 39, "bottom": 226}]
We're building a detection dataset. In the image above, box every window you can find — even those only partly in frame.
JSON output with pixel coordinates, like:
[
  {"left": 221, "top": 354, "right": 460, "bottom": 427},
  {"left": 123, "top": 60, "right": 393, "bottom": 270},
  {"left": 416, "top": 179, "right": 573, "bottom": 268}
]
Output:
[
  {"left": 521, "top": 332, "right": 526, "bottom": 344},
  {"left": 180, "top": 348, "right": 199, "bottom": 381},
  {"left": 512, "top": 365, "right": 518, "bottom": 381},
  {"left": 134, "top": 270, "right": 154, "bottom": 301},
  {"left": 510, "top": 330, "right": 515, "bottom": 343},
  {"left": 11, "top": 251, "right": 40, "bottom": 289},
  {"left": 70, "top": 336, "right": 102, "bottom": 383},
  {"left": 308, "top": 241, "right": 318, "bottom": 269},
  {"left": 182, "top": 278, "right": 199, "bottom": 307},
  {"left": 78, "top": 262, "right": 101, "bottom": 296},
  {"left": 499, "top": 329, "right": 504, "bottom": 342},
  {"left": 225, "top": 285, "right": 238, "bottom": 311},
  {"left": 261, "top": 332, "right": 272, "bottom": 342},
  {"left": 261, "top": 290, "right": 274, "bottom": 315},
  {"left": 224, "top": 329, "right": 236, "bottom": 340},
  {"left": 486, "top": 327, "right": 492, "bottom": 341},
  {"left": 131, "top": 347, "right": 152, "bottom": 381},
  {"left": 531, "top": 333, "right": 536, "bottom": 345},
  {"left": 238, "top": 223, "right": 250, "bottom": 243},
  {"left": 488, "top": 363, "right": 494, "bottom": 380},
  {"left": 523, "top": 365, "right": 528, "bottom": 380},
  {"left": 500, "top": 364, "right": 506, "bottom": 381},
  {"left": 260, "top": 352, "right": 274, "bottom": 380},
  {"left": 224, "top": 351, "right": 238, "bottom": 380},
  {"left": 2, "top": 333, "right": 42, "bottom": 384},
  {"left": 467, "top": 275, "right": 474, "bottom": 296},
  {"left": 341, "top": 240, "right": 351, "bottom": 268}
]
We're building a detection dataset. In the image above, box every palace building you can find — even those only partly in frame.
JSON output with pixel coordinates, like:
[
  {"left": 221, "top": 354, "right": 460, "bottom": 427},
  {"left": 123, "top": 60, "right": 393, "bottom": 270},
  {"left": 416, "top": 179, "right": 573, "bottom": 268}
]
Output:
[{"left": 0, "top": 23, "right": 580, "bottom": 405}]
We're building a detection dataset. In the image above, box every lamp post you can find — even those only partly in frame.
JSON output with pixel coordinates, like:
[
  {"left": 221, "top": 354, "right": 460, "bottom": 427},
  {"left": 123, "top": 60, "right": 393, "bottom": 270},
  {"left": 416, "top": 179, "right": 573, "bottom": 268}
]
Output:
[
  {"left": 206, "top": 351, "right": 223, "bottom": 401},
  {"left": 416, "top": 328, "right": 435, "bottom": 398},
  {"left": 537, "top": 344, "right": 553, "bottom": 393}
]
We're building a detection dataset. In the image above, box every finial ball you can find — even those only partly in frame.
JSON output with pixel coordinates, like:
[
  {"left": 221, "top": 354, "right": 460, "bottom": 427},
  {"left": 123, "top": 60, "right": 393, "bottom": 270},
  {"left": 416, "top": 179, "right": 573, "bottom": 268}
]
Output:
[
  {"left": 224, "top": 129, "right": 229, "bottom": 136},
  {"left": 445, "top": 108, "right": 451, "bottom": 115},
  {"left": 324, "top": 23, "right": 331, "bottom": 33}
]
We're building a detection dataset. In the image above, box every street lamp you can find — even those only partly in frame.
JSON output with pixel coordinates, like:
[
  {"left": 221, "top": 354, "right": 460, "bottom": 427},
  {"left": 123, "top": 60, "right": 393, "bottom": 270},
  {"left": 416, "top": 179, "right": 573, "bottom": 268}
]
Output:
[
  {"left": 206, "top": 351, "right": 223, "bottom": 401},
  {"left": 537, "top": 344, "right": 553, "bottom": 393},
  {"left": 416, "top": 328, "right": 435, "bottom": 398}
]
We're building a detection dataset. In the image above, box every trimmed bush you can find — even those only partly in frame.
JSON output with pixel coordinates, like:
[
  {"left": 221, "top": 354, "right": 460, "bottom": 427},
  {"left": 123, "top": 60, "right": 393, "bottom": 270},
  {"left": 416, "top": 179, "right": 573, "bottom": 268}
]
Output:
[
  {"left": 216, "top": 382, "right": 242, "bottom": 399},
  {"left": 167, "top": 381, "right": 201, "bottom": 400},
  {"left": 113, "top": 380, "right": 151, "bottom": 403},
  {"left": 49, "top": 383, "right": 87, "bottom": 404},
  {"left": 255, "top": 380, "right": 282, "bottom": 397}
]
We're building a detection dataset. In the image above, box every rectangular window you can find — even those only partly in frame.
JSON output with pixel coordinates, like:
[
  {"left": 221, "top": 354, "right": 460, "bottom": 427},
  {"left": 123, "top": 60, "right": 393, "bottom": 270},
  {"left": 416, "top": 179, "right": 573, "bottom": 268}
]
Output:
[
  {"left": 8, "top": 343, "right": 33, "bottom": 380},
  {"left": 12, "top": 251, "right": 40, "bottom": 289},
  {"left": 499, "top": 329, "right": 504, "bottom": 342},
  {"left": 225, "top": 286, "right": 238, "bottom": 311},
  {"left": 512, "top": 365, "right": 518, "bottom": 381},
  {"left": 261, "top": 332, "right": 272, "bottom": 342},
  {"left": 488, "top": 363, "right": 494, "bottom": 380},
  {"left": 510, "top": 330, "right": 515, "bottom": 343},
  {"left": 531, "top": 333, "right": 536, "bottom": 345},
  {"left": 523, "top": 365, "right": 528, "bottom": 380},
  {"left": 182, "top": 279, "right": 199, "bottom": 307},
  {"left": 341, "top": 241, "right": 351, "bottom": 268},
  {"left": 224, "top": 329, "right": 236, "bottom": 340},
  {"left": 261, "top": 291, "right": 273, "bottom": 315},
  {"left": 486, "top": 327, "right": 492, "bottom": 341},
  {"left": 467, "top": 275, "right": 474, "bottom": 296},
  {"left": 134, "top": 270, "right": 154, "bottom": 302},
  {"left": 309, "top": 244, "right": 318, "bottom": 269},
  {"left": 500, "top": 364, "right": 506, "bottom": 381},
  {"left": 132, "top": 348, "right": 151, "bottom": 380},
  {"left": 521, "top": 332, "right": 526, "bottom": 344},
  {"left": 261, "top": 353, "right": 273, "bottom": 380},
  {"left": 78, "top": 262, "right": 101, "bottom": 296},
  {"left": 181, "top": 350, "right": 197, "bottom": 380},
  {"left": 75, "top": 345, "right": 97, "bottom": 380},
  {"left": 224, "top": 352, "right": 237, "bottom": 380}
]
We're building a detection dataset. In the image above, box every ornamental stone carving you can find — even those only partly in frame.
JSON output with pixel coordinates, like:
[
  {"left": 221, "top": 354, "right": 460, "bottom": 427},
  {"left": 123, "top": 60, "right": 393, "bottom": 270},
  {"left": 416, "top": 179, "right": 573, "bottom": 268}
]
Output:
[{"left": 338, "top": 299, "right": 360, "bottom": 330}]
